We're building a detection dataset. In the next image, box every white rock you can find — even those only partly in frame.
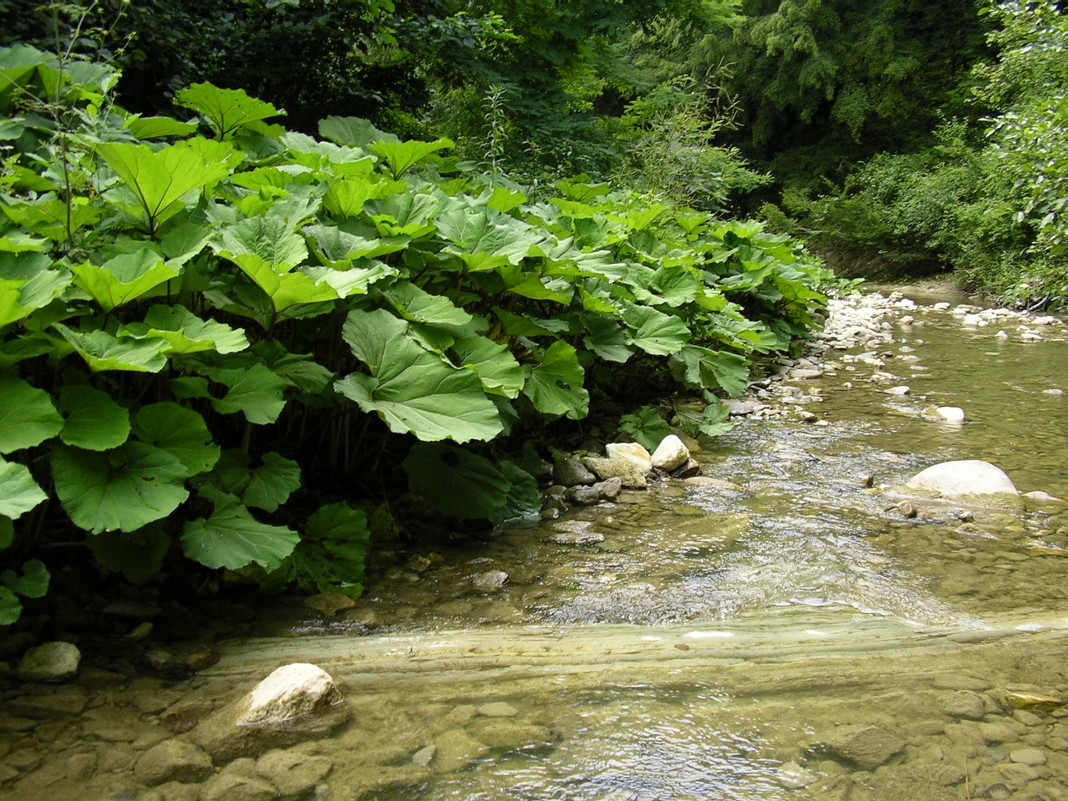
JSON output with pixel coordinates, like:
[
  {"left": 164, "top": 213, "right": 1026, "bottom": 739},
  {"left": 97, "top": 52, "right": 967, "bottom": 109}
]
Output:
[
  {"left": 472, "top": 570, "right": 509, "bottom": 592},
  {"left": 905, "top": 460, "right": 1018, "bottom": 498},
  {"left": 995, "top": 330, "right": 1010, "bottom": 340},
  {"left": 922, "top": 406, "right": 965, "bottom": 423},
  {"left": 1034, "top": 316, "right": 1059, "bottom": 326},
  {"left": 962, "top": 313, "right": 987, "bottom": 326},
  {"left": 245, "top": 663, "right": 344, "bottom": 727},
  {"left": 18, "top": 641, "right": 81, "bottom": 681},
  {"left": 776, "top": 761, "right": 818, "bottom": 789},
  {"left": 605, "top": 442, "right": 653, "bottom": 471},
  {"left": 1023, "top": 490, "right": 1065, "bottom": 503},
  {"left": 650, "top": 435, "right": 690, "bottom": 472},
  {"left": 886, "top": 386, "right": 911, "bottom": 396}
]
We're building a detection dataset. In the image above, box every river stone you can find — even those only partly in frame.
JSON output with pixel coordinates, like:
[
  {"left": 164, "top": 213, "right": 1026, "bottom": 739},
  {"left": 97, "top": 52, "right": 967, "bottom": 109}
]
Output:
[
  {"left": 18, "top": 641, "right": 80, "bottom": 681},
  {"left": 304, "top": 592, "right": 356, "bottom": 615},
  {"left": 921, "top": 406, "right": 966, "bottom": 423},
  {"left": 432, "top": 728, "right": 491, "bottom": 773},
  {"left": 472, "top": 571, "right": 508, "bottom": 592},
  {"left": 477, "top": 701, "right": 519, "bottom": 718},
  {"left": 553, "top": 455, "right": 596, "bottom": 487},
  {"left": 193, "top": 663, "right": 349, "bottom": 763},
  {"left": 6, "top": 687, "right": 88, "bottom": 719},
  {"left": 200, "top": 772, "right": 277, "bottom": 801},
  {"left": 651, "top": 435, "right": 690, "bottom": 472},
  {"left": 467, "top": 719, "right": 550, "bottom": 751},
  {"left": 938, "top": 691, "right": 986, "bottom": 721},
  {"left": 1009, "top": 747, "right": 1047, "bottom": 766},
  {"left": 133, "top": 740, "right": 213, "bottom": 786},
  {"left": 256, "top": 749, "right": 332, "bottom": 795},
  {"left": 775, "top": 761, "right": 818, "bottom": 789},
  {"left": 812, "top": 725, "right": 903, "bottom": 770},
  {"left": 604, "top": 442, "right": 653, "bottom": 471},
  {"left": 594, "top": 477, "right": 623, "bottom": 501},
  {"left": 582, "top": 456, "right": 648, "bottom": 489},
  {"left": 904, "top": 460, "right": 1019, "bottom": 501},
  {"left": 567, "top": 485, "right": 601, "bottom": 506}
]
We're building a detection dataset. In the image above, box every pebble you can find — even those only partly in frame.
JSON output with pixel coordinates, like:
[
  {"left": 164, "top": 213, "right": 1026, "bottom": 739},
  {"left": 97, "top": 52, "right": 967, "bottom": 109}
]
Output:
[{"left": 477, "top": 702, "right": 519, "bottom": 718}]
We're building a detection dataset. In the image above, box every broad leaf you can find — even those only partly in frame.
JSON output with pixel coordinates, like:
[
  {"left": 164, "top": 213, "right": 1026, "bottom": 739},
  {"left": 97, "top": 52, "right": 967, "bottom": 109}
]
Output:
[
  {"left": 52, "top": 442, "right": 190, "bottom": 534},
  {"left": 670, "top": 346, "right": 750, "bottom": 397},
  {"left": 58, "top": 385, "right": 131, "bottom": 451},
  {"left": 241, "top": 452, "right": 301, "bottom": 512},
  {"left": 181, "top": 487, "right": 299, "bottom": 571},
  {"left": 203, "top": 364, "right": 290, "bottom": 424},
  {"left": 98, "top": 140, "right": 233, "bottom": 231},
  {"left": 133, "top": 402, "right": 220, "bottom": 476},
  {"left": 53, "top": 324, "right": 169, "bottom": 373},
  {"left": 125, "top": 115, "right": 198, "bottom": 139},
  {"left": 1, "top": 559, "right": 48, "bottom": 599},
  {"left": 370, "top": 137, "right": 453, "bottom": 179},
  {"left": 437, "top": 201, "right": 544, "bottom": 271},
  {"left": 0, "top": 457, "right": 47, "bottom": 518},
  {"left": 451, "top": 336, "right": 525, "bottom": 398},
  {"left": 523, "top": 340, "right": 589, "bottom": 420},
  {"left": 119, "top": 304, "right": 249, "bottom": 355},
  {"left": 289, "top": 502, "right": 372, "bottom": 594},
  {"left": 318, "top": 115, "right": 398, "bottom": 147},
  {"left": 0, "top": 252, "right": 71, "bottom": 327},
  {"left": 0, "top": 586, "right": 21, "bottom": 625},
  {"left": 582, "top": 317, "right": 633, "bottom": 363},
  {"left": 70, "top": 247, "right": 180, "bottom": 312},
  {"left": 622, "top": 306, "right": 690, "bottom": 356},
  {"left": 302, "top": 263, "right": 396, "bottom": 298},
  {"left": 0, "top": 376, "right": 63, "bottom": 452},
  {"left": 87, "top": 525, "right": 171, "bottom": 585},
  {"left": 385, "top": 280, "right": 473, "bottom": 327},
  {"left": 175, "top": 82, "right": 282, "bottom": 138},
  {"left": 403, "top": 442, "right": 512, "bottom": 519},
  {"left": 336, "top": 308, "right": 503, "bottom": 443}
]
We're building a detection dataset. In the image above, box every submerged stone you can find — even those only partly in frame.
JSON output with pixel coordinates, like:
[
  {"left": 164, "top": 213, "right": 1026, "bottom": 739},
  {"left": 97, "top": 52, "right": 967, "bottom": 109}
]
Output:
[
  {"left": 17, "top": 641, "right": 80, "bottom": 682},
  {"left": 905, "top": 460, "right": 1018, "bottom": 499}
]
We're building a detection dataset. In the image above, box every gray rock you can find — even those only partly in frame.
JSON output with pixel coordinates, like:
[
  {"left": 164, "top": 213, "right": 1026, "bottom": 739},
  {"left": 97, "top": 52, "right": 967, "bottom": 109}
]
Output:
[
  {"left": 134, "top": 740, "right": 213, "bottom": 786},
  {"left": 651, "top": 435, "right": 690, "bottom": 472},
  {"left": 18, "top": 641, "right": 80, "bottom": 682},
  {"left": 432, "top": 728, "right": 491, "bottom": 773},
  {"left": 412, "top": 744, "right": 436, "bottom": 767},
  {"left": 552, "top": 455, "right": 596, "bottom": 487},
  {"left": 684, "top": 476, "right": 742, "bottom": 491},
  {"left": 776, "top": 761, "right": 818, "bottom": 789},
  {"left": 472, "top": 571, "right": 508, "bottom": 592},
  {"left": 594, "top": 477, "right": 623, "bottom": 501},
  {"left": 567, "top": 485, "right": 601, "bottom": 505},
  {"left": 548, "top": 521, "right": 605, "bottom": 545},
  {"left": 1009, "top": 747, "right": 1047, "bottom": 766},
  {"left": 199, "top": 772, "right": 277, "bottom": 801},
  {"left": 5, "top": 688, "right": 88, "bottom": 719},
  {"left": 477, "top": 701, "right": 519, "bottom": 718},
  {"left": 193, "top": 663, "right": 349, "bottom": 763},
  {"left": 582, "top": 456, "right": 648, "bottom": 489},
  {"left": 256, "top": 749, "right": 332, "bottom": 795},
  {"left": 812, "top": 725, "right": 903, "bottom": 770},
  {"left": 938, "top": 691, "right": 986, "bottom": 721}
]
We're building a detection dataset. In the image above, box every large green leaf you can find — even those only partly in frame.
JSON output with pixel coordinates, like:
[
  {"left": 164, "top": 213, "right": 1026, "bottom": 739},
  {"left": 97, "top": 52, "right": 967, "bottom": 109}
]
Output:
[
  {"left": 437, "top": 201, "right": 544, "bottom": 271},
  {"left": 203, "top": 364, "right": 290, "bottom": 424},
  {"left": 70, "top": 248, "right": 180, "bottom": 312},
  {"left": 384, "top": 281, "right": 473, "bottom": 328},
  {"left": 58, "top": 385, "right": 131, "bottom": 451},
  {"left": 622, "top": 306, "right": 691, "bottom": 356},
  {"left": 133, "top": 403, "right": 220, "bottom": 476},
  {"left": 119, "top": 304, "right": 249, "bottom": 356},
  {"left": 582, "top": 317, "right": 633, "bottom": 363},
  {"left": 670, "top": 346, "right": 750, "bottom": 397},
  {"left": 451, "top": 336, "right": 525, "bottom": 398},
  {"left": 52, "top": 324, "right": 169, "bottom": 373},
  {"left": 98, "top": 140, "right": 233, "bottom": 231},
  {"left": 523, "top": 340, "right": 590, "bottom": 420},
  {"left": 181, "top": 487, "right": 299, "bottom": 571},
  {"left": 1, "top": 559, "right": 48, "bottom": 599},
  {"left": 0, "top": 457, "right": 47, "bottom": 519},
  {"left": 336, "top": 308, "right": 503, "bottom": 443},
  {"left": 241, "top": 452, "right": 301, "bottom": 512},
  {"left": 0, "top": 252, "right": 71, "bottom": 327},
  {"left": 289, "top": 502, "right": 372, "bottom": 595},
  {"left": 52, "top": 442, "right": 190, "bottom": 534},
  {"left": 304, "top": 223, "right": 407, "bottom": 266},
  {"left": 403, "top": 442, "right": 512, "bottom": 519},
  {"left": 318, "top": 115, "right": 398, "bottom": 147},
  {"left": 370, "top": 137, "right": 453, "bottom": 179},
  {"left": 174, "top": 82, "right": 282, "bottom": 138},
  {"left": 87, "top": 525, "right": 171, "bottom": 584},
  {"left": 0, "top": 376, "right": 63, "bottom": 452},
  {"left": 302, "top": 263, "right": 396, "bottom": 298}
]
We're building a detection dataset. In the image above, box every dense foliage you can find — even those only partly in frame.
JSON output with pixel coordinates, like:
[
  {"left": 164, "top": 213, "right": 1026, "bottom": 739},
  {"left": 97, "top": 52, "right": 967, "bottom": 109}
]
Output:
[
  {"left": 0, "top": 44, "right": 836, "bottom": 622},
  {"left": 770, "top": 0, "right": 1068, "bottom": 309}
]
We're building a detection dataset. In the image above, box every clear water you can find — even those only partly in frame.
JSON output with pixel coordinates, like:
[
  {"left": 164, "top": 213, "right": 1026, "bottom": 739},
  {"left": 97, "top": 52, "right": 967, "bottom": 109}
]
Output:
[{"left": 7, "top": 292, "right": 1068, "bottom": 801}]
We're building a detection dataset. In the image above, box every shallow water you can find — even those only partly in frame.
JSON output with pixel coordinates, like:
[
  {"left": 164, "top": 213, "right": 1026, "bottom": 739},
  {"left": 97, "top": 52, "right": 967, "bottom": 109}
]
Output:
[{"left": 6, "top": 292, "right": 1068, "bottom": 800}]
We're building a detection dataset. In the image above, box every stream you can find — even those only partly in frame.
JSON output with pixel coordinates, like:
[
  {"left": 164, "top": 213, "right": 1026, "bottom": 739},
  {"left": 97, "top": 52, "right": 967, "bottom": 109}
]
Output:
[{"left": 4, "top": 287, "right": 1068, "bottom": 801}]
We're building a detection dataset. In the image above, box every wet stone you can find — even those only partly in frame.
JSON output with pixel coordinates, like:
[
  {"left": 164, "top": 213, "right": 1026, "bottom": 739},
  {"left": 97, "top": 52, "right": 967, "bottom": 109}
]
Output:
[
  {"left": 432, "top": 728, "right": 491, "bottom": 773},
  {"left": 17, "top": 641, "right": 81, "bottom": 682},
  {"left": 553, "top": 455, "right": 596, "bottom": 487},
  {"left": 1009, "top": 747, "right": 1047, "bottom": 766},
  {"left": 133, "top": 740, "right": 213, "bottom": 786},
  {"left": 938, "top": 691, "right": 986, "bottom": 721},
  {"left": 304, "top": 592, "right": 357, "bottom": 615},
  {"left": 471, "top": 571, "right": 508, "bottom": 592},
  {"left": 412, "top": 744, "right": 436, "bottom": 767},
  {"left": 200, "top": 771, "right": 277, "bottom": 801},
  {"left": 256, "top": 748, "right": 333, "bottom": 795},
  {"left": 812, "top": 725, "right": 904, "bottom": 770},
  {"left": 6, "top": 688, "right": 88, "bottom": 719},
  {"left": 477, "top": 701, "right": 519, "bottom": 718},
  {"left": 775, "top": 761, "right": 818, "bottom": 789},
  {"left": 567, "top": 485, "right": 601, "bottom": 506}
]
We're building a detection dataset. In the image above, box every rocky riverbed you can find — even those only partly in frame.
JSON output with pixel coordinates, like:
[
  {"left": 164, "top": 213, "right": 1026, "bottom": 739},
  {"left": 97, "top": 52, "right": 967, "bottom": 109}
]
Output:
[{"left": 2, "top": 286, "right": 1067, "bottom": 801}]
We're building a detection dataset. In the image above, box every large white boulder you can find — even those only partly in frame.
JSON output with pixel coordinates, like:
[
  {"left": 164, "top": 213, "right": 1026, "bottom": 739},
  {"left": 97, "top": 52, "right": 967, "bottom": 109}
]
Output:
[
  {"left": 604, "top": 442, "right": 653, "bottom": 471},
  {"left": 904, "top": 460, "right": 1018, "bottom": 499},
  {"left": 651, "top": 435, "right": 690, "bottom": 472}
]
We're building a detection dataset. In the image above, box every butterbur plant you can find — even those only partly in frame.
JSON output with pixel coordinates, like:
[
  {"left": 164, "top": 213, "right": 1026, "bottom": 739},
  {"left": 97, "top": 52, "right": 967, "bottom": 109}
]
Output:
[{"left": 0, "top": 45, "right": 837, "bottom": 622}]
